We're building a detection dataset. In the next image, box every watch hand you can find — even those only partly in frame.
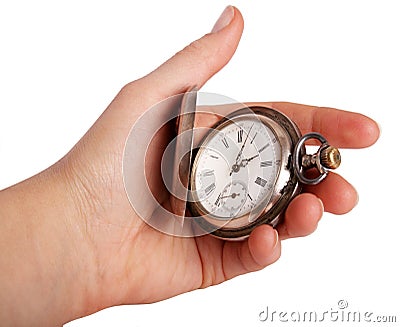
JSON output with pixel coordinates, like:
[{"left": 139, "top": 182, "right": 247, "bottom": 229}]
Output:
[
  {"left": 230, "top": 124, "right": 254, "bottom": 175},
  {"left": 215, "top": 192, "right": 241, "bottom": 206},
  {"left": 240, "top": 153, "right": 259, "bottom": 167},
  {"left": 235, "top": 124, "right": 254, "bottom": 163},
  {"left": 220, "top": 193, "right": 240, "bottom": 199}
]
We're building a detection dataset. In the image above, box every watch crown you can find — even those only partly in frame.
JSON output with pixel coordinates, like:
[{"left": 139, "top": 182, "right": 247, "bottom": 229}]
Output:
[{"left": 320, "top": 146, "right": 341, "bottom": 169}]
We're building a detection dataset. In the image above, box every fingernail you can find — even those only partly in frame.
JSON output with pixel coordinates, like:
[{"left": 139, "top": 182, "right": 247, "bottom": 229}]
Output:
[
  {"left": 354, "top": 190, "right": 359, "bottom": 207},
  {"left": 376, "top": 121, "right": 382, "bottom": 139},
  {"left": 317, "top": 197, "right": 324, "bottom": 211},
  {"left": 272, "top": 229, "right": 279, "bottom": 249},
  {"left": 317, "top": 197, "right": 325, "bottom": 221},
  {"left": 349, "top": 182, "right": 359, "bottom": 208},
  {"left": 211, "top": 5, "right": 234, "bottom": 33}
]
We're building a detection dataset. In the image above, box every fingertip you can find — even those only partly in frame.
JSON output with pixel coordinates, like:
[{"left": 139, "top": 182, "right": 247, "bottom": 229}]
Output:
[
  {"left": 305, "top": 172, "right": 358, "bottom": 215},
  {"left": 333, "top": 181, "right": 359, "bottom": 215},
  {"left": 255, "top": 102, "right": 380, "bottom": 149},
  {"left": 324, "top": 109, "right": 380, "bottom": 149},
  {"left": 279, "top": 193, "right": 324, "bottom": 239},
  {"left": 248, "top": 225, "right": 280, "bottom": 267},
  {"left": 222, "top": 224, "right": 281, "bottom": 280},
  {"left": 351, "top": 113, "right": 380, "bottom": 148},
  {"left": 232, "top": 6, "right": 244, "bottom": 34},
  {"left": 368, "top": 118, "right": 380, "bottom": 146},
  {"left": 142, "top": 6, "right": 244, "bottom": 99},
  {"left": 211, "top": 6, "right": 244, "bottom": 35}
]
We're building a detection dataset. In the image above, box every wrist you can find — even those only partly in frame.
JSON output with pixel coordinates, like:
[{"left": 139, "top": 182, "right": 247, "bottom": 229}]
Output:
[{"left": 0, "top": 166, "right": 100, "bottom": 325}]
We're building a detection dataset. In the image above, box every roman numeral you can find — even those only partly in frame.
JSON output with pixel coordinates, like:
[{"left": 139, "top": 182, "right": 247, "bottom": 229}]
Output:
[
  {"left": 202, "top": 170, "right": 214, "bottom": 177},
  {"left": 210, "top": 154, "right": 219, "bottom": 159},
  {"left": 255, "top": 176, "right": 267, "bottom": 187},
  {"left": 204, "top": 182, "right": 216, "bottom": 196},
  {"left": 259, "top": 143, "right": 270, "bottom": 153},
  {"left": 237, "top": 129, "right": 243, "bottom": 143},
  {"left": 215, "top": 193, "right": 222, "bottom": 206},
  {"left": 221, "top": 137, "right": 229, "bottom": 148},
  {"left": 260, "top": 161, "right": 273, "bottom": 167}
]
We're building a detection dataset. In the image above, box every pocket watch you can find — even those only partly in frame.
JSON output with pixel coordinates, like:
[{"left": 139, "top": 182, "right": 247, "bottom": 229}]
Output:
[
  {"left": 184, "top": 103, "right": 341, "bottom": 240},
  {"left": 123, "top": 90, "right": 341, "bottom": 240}
]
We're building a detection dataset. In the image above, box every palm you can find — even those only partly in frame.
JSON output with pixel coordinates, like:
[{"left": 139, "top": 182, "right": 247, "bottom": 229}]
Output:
[{"left": 70, "top": 120, "right": 256, "bottom": 306}]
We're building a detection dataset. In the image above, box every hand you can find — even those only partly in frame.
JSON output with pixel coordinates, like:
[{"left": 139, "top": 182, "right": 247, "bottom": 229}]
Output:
[{"left": 0, "top": 6, "right": 379, "bottom": 326}]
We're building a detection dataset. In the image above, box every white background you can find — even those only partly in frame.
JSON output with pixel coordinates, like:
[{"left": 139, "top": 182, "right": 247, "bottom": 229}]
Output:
[{"left": 1, "top": 0, "right": 399, "bottom": 326}]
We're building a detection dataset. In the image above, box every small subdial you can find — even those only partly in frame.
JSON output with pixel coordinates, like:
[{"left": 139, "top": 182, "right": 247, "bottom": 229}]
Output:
[{"left": 220, "top": 181, "right": 248, "bottom": 217}]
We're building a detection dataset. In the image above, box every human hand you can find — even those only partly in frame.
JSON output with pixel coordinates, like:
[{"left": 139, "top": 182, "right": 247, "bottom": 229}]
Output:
[{"left": 0, "top": 6, "right": 379, "bottom": 326}]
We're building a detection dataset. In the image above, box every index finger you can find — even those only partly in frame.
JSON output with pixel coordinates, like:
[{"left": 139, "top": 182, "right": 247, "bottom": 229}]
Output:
[
  {"left": 247, "top": 102, "right": 380, "bottom": 149},
  {"left": 194, "top": 102, "right": 380, "bottom": 149}
]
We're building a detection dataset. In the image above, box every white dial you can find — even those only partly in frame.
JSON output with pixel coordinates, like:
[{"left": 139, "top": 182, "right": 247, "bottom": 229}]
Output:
[{"left": 191, "top": 116, "right": 282, "bottom": 220}]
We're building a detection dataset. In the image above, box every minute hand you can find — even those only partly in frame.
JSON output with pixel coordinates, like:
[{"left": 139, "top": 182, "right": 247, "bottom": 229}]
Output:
[
  {"left": 234, "top": 124, "right": 254, "bottom": 164},
  {"left": 230, "top": 124, "right": 254, "bottom": 175}
]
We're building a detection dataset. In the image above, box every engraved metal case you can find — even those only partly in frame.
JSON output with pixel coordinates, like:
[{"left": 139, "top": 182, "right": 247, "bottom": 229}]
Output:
[{"left": 188, "top": 106, "right": 303, "bottom": 240}]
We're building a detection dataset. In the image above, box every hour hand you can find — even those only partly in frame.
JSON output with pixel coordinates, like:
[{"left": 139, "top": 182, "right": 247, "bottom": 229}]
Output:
[{"left": 240, "top": 154, "right": 259, "bottom": 167}]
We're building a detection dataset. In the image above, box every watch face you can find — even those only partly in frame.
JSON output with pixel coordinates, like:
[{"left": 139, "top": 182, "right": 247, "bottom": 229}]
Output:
[{"left": 190, "top": 115, "right": 282, "bottom": 220}]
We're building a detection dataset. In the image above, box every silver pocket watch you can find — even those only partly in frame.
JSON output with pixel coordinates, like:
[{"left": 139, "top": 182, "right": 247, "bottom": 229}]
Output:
[
  {"left": 173, "top": 92, "right": 341, "bottom": 240},
  {"left": 123, "top": 90, "right": 341, "bottom": 240}
]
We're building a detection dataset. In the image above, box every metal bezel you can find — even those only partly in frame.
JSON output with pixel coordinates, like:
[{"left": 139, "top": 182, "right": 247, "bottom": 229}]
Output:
[{"left": 188, "top": 106, "right": 303, "bottom": 240}]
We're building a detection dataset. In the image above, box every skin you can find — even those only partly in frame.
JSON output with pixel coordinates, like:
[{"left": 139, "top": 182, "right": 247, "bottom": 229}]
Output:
[{"left": 0, "top": 6, "right": 379, "bottom": 326}]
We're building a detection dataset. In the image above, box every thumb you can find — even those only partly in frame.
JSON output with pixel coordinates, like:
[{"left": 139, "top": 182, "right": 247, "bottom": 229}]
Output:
[
  {"left": 107, "top": 6, "right": 244, "bottom": 119},
  {"left": 86, "top": 6, "right": 243, "bottom": 158},
  {"left": 142, "top": 5, "right": 244, "bottom": 99},
  {"left": 61, "top": 7, "right": 244, "bottom": 228}
]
